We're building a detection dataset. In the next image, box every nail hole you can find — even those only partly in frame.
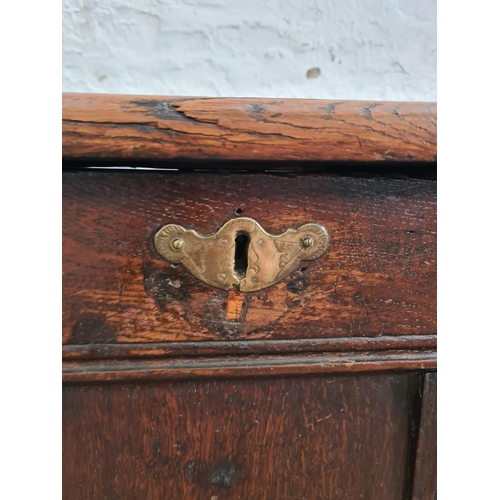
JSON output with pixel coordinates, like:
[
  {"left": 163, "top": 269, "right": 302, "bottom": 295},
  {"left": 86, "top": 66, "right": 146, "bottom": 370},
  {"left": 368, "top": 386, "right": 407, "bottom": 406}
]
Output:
[
  {"left": 235, "top": 208, "right": 244, "bottom": 216},
  {"left": 234, "top": 232, "right": 250, "bottom": 279}
]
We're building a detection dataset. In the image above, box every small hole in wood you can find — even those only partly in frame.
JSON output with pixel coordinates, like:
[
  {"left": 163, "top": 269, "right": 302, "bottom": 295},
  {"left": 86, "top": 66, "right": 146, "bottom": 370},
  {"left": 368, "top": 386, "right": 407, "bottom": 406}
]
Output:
[{"left": 235, "top": 208, "right": 244, "bottom": 216}]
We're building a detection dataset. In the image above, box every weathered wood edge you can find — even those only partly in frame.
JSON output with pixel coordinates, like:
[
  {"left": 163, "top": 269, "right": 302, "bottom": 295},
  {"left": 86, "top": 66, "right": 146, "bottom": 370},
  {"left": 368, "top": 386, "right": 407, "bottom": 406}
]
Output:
[
  {"left": 411, "top": 372, "right": 437, "bottom": 499},
  {"left": 62, "top": 93, "right": 437, "bottom": 163},
  {"left": 62, "top": 350, "right": 436, "bottom": 383},
  {"left": 62, "top": 335, "right": 437, "bottom": 360}
]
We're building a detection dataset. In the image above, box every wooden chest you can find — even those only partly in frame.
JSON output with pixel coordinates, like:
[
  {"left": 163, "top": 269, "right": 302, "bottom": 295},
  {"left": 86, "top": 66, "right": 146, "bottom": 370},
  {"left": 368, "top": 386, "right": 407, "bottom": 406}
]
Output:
[{"left": 62, "top": 94, "right": 437, "bottom": 499}]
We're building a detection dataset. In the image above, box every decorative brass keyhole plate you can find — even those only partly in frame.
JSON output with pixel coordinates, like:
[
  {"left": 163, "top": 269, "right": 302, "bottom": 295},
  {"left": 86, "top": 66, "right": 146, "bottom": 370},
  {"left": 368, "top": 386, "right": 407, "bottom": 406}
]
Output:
[{"left": 154, "top": 217, "right": 329, "bottom": 292}]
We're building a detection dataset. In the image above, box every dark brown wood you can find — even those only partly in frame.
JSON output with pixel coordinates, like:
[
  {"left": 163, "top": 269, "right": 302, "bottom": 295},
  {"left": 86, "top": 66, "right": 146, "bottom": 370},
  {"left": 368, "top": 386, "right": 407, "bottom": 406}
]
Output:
[
  {"left": 62, "top": 93, "right": 437, "bottom": 163},
  {"left": 62, "top": 93, "right": 437, "bottom": 499},
  {"left": 62, "top": 350, "right": 436, "bottom": 383},
  {"left": 62, "top": 373, "right": 421, "bottom": 499},
  {"left": 62, "top": 335, "right": 436, "bottom": 360},
  {"left": 411, "top": 372, "right": 437, "bottom": 500},
  {"left": 62, "top": 171, "right": 436, "bottom": 347}
]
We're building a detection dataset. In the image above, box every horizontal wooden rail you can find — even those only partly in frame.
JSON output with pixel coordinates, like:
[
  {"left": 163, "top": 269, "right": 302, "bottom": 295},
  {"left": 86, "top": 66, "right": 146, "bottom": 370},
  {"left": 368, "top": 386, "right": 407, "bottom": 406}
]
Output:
[
  {"left": 62, "top": 335, "right": 437, "bottom": 360},
  {"left": 63, "top": 350, "right": 436, "bottom": 382}
]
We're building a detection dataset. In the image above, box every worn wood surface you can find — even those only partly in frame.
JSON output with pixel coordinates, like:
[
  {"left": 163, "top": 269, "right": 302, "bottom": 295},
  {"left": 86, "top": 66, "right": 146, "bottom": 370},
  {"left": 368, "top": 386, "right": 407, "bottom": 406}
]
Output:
[
  {"left": 62, "top": 335, "right": 436, "bottom": 360},
  {"left": 62, "top": 93, "right": 437, "bottom": 163},
  {"left": 411, "top": 372, "right": 437, "bottom": 500},
  {"left": 62, "top": 171, "right": 436, "bottom": 347},
  {"left": 62, "top": 350, "right": 435, "bottom": 383},
  {"left": 62, "top": 373, "right": 421, "bottom": 499},
  {"left": 226, "top": 289, "right": 245, "bottom": 321},
  {"left": 62, "top": 94, "right": 437, "bottom": 498}
]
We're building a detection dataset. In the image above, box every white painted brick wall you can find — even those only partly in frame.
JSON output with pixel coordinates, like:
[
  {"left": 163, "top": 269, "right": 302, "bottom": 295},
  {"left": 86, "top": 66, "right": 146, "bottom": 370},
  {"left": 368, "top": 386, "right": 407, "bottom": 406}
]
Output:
[{"left": 62, "top": 0, "right": 436, "bottom": 101}]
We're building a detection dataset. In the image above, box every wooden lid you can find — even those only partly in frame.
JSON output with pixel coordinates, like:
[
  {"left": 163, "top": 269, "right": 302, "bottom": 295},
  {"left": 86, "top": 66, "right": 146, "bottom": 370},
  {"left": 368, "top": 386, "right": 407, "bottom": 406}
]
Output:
[{"left": 63, "top": 93, "right": 436, "bottom": 164}]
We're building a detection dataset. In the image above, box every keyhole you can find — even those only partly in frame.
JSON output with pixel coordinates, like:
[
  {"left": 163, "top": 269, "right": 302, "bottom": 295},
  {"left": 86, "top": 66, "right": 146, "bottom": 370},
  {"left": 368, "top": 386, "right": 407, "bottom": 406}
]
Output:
[{"left": 234, "top": 232, "right": 250, "bottom": 280}]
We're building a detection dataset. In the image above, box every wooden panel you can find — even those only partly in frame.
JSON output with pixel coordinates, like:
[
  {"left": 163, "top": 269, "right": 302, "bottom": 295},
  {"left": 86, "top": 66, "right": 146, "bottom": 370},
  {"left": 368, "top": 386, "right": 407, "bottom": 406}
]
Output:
[
  {"left": 62, "top": 373, "right": 420, "bottom": 499},
  {"left": 62, "top": 93, "right": 437, "bottom": 163},
  {"left": 62, "top": 171, "right": 436, "bottom": 347},
  {"left": 411, "top": 372, "right": 437, "bottom": 500}
]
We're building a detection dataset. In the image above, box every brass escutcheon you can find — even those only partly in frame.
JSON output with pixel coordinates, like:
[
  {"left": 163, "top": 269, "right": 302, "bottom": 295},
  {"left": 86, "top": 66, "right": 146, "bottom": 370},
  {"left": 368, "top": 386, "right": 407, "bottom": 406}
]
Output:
[{"left": 154, "top": 217, "right": 329, "bottom": 292}]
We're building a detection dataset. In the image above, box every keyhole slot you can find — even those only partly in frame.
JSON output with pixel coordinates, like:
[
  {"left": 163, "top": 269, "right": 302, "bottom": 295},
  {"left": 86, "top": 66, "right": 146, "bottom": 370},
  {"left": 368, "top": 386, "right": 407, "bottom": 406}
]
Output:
[{"left": 234, "top": 232, "right": 250, "bottom": 280}]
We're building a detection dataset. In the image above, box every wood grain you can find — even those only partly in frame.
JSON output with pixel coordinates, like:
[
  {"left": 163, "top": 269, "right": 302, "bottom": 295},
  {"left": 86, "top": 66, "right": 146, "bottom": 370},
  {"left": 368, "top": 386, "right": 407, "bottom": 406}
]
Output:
[
  {"left": 62, "top": 350, "right": 436, "bottom": 382},
  {"left": 62, "top": 94, "right": 437, "bottom": 499},
  {"left": 62, "top": 93, "right": 437, "bottom": 163},
  {"left": 226, "top": 289, "right": 245, "bottom": 321},
  {"left": 62, "top": 171, "right": 436, "bottom": 346},
  {"left": 411, "top": 372, "right": 437, "bottom": 500},
  {"left": 62, "top": 373, "right": 421, "bottom": 499},
  {"left": 62, "top": 335, "right": 436, "bottom": 360}
]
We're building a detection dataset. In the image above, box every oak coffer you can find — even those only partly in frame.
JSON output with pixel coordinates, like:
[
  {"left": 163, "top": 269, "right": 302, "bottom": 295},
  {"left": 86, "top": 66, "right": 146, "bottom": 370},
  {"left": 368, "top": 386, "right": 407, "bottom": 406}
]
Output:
[{"left": 62, "top": 94, "right": 437, "bottom": 499}]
